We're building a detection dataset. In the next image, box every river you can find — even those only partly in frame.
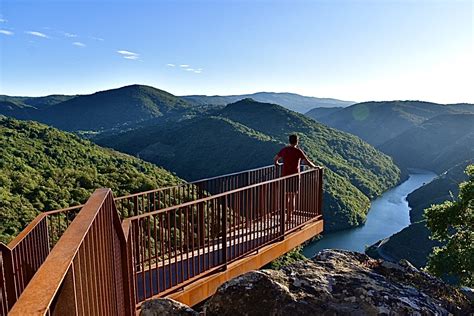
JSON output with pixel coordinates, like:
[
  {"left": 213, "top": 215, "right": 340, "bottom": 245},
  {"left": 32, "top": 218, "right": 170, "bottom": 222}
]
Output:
[{"left": 303, "top": 169, "right": 437, "bottom": 257}]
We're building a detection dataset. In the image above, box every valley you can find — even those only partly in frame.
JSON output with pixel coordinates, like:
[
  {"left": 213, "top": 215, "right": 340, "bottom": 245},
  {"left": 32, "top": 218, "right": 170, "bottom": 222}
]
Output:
[{"left": 1, "top": 84, "right": 473, "bottom": 278}]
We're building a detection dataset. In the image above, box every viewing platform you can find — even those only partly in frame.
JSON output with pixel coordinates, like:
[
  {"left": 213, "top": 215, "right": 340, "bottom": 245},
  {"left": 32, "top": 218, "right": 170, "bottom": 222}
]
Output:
[{"left": 0, "top": 165, "right": 324, "bottom": 315}]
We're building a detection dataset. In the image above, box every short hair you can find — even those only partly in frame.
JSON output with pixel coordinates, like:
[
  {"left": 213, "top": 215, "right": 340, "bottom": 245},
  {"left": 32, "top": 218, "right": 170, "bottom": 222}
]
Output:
[{"left": 289, "top": 134, "right": 298, "bottom": 145}]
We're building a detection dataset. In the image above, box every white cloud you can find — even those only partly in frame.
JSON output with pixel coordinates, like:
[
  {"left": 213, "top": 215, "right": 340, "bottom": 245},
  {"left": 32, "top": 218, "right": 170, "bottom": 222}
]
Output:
[
  {"left": 26, "top": 31, "right": 49, "bottom": 38},
  {"left": 73, "top": 41, "right": 86, "bottom": 47},
  {"left": 117, "top": 50, "right": 139, "bottom": 60},
  {"left": 185, "top": 68, "right": 195, "bottom": 71},
  {"left": 64, "top": 32, "right": 77, "bottom": 38},
  {"left": 194, "top": 70, "right": 202, "bottom": 74},
  {"left": 0, "top": 18, "right": 6, "bottom": 23},
  {"left": 0, "top": 29, "right": 13, "bottom": 36},
  {"left": 91, "top": 36, "right": 104, "bottom": 41},
  {"left": 180, "top": 64, "right": 189, "bottom": 68},
  {"left": 167, "top": 63, "right": 175, "bottom": 67}
]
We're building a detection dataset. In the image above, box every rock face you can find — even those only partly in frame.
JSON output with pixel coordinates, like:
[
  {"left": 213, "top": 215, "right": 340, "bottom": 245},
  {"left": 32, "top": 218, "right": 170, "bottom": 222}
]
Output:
[
  {"left": 205, "top": 250, "right": 473, "bottom": 315},
  {"left": 140, "top": 298, "right": 198, "bottom": 316}
]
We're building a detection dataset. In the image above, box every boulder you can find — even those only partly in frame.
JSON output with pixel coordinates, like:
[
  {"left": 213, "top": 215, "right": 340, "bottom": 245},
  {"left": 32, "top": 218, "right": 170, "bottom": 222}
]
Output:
[
  {"left": 140, "top": 298, "right": 198, "bottom": 316},
  {"left": 205, "top": 249, "right": 473, "bottom": 315}
]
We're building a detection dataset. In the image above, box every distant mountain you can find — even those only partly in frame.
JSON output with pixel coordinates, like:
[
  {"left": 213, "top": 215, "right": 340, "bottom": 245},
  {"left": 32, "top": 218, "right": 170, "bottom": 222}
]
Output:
[
  {"left": 0, "top": 85, "right": 194, "bottom": 132},
  {"left": 97, "top": 98, "right": 401, "bottom": 233},
  {"left": 305, "top": 107, "right": 343, "bottom": 121},
  {"left": 39, "top": 85, "right": 193, "bottom": 131},
  {"left": 0, "top": 94, "right": 75, "bottom": 108},
  {"left": 181, "top": 92, "right": 354, "bottom": 113},
  {"left": 0, "top": 116, "right": 180, "bottom": 243},
  {"left": 380, "top": 114, "right": 474, "bottom": 173},
  {"left": 367, "top": 160, "right": 471, "bottom": 268},
  {"left": 317, "top": 101, "right": 474, "bottom": 146}
]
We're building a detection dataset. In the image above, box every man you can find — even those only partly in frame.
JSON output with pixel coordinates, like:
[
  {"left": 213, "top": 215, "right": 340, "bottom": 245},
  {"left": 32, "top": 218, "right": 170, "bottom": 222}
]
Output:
[{"left": 274, "top": 134, "right": 317, "bottom": 222}]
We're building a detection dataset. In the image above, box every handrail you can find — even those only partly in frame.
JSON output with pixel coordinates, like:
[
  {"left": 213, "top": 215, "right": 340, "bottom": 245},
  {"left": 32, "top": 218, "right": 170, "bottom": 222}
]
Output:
[
  {"left": 9, "top": 189, "right": 109, "bottom": 314},
  {"left": 9, "top": 188, "right": 133, "bottom": 315},
  {"left": 126, "top": 166, "right": 320, "bottom": 220},
  {"left": 6, "top": 214, "right": 47, "bottom": 249}
]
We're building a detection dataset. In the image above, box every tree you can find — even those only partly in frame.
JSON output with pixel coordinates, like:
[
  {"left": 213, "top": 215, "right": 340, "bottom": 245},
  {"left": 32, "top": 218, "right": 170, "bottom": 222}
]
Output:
[{"left": 424, "top": 165, "right": 474, "bottom": 287}]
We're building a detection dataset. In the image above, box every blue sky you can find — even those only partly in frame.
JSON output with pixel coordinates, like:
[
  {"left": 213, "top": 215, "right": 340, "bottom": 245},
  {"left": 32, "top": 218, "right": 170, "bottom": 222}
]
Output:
[{"left": 0, "top": 0, "right": 472, "bottom": 103}]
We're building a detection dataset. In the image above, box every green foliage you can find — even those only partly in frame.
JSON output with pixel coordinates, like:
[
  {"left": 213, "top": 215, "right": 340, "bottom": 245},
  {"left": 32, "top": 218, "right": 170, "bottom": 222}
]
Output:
[
  {"left": 424, "top": 165, "right": 474, "bottom": 287},
  {"left": 267, "top": 246, "right": 307, "bottom": 270},
  {"left": 0, "top": 117, "right": 180, "bottom": 243}
]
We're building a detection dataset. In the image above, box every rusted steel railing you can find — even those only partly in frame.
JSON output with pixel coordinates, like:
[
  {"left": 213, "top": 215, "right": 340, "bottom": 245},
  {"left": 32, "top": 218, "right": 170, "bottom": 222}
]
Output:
[
  {"left": 3, "top": 165, "right": 323, "bottom": 315},
  {"left": 0, "top": 165, "right": 282, "bottom": 314},
  {"left": 9, "top": 188, "right": 134, "bottom": 316},
  {"left": 0, "top": 205, "right": 83, "bottom": 311},
  {"left": 126, "top": 167, "right": 323, "bottom": 303}
]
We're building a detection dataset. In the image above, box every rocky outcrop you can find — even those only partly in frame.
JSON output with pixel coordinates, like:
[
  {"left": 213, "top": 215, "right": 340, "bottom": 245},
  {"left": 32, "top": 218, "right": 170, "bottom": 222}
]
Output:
[
  {"left": 140, "top": 298, "right": 198, "bottom": 316},
  {"left": 140, "top": 250, "right": 472, "bottom": 315},
  {"left": 205, "top": 250, "right": 472, "bottom": 315}
]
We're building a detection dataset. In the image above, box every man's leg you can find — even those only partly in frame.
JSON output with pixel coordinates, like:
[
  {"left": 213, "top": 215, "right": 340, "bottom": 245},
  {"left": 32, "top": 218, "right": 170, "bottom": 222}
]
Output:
[{"left": 287, "top": 192, "right": 296, "bottom": 222}]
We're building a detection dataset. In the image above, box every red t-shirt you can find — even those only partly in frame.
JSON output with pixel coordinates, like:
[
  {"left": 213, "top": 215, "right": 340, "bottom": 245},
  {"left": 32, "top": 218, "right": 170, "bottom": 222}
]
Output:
[{"left": 278, "top": 146, "right": 306, "bottom": 176}]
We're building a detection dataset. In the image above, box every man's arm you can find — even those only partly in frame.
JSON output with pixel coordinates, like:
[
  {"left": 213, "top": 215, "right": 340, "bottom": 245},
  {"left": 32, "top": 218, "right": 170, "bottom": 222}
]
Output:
[
  {"left": 274, "top": 154, "right": 283, "bottom": 166},
  {"left": 301, "top": 151, "right": 317, "bottom": 168}
]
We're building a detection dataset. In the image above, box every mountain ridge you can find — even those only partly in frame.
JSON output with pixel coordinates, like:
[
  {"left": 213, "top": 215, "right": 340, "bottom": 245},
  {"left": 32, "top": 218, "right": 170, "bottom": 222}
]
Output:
[
  {"left": 97, "top": 98, "right": 401, "bottom": 233},
  {"left": 182, "top": 92, "right": 354, "bottom": 113}
]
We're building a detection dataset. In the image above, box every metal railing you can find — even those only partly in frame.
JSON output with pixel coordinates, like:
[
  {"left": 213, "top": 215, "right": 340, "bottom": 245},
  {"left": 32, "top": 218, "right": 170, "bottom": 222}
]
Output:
[
  {"left": 0, "top": 165, "right": 281, "bottom": 313},
  {"left": 9, "top": 188, "right": 134, "bottom": 315},
  {"left": 0, "top": 205, "right": 83, "bottom": 312},
  {"left": 2, "top": 165, "right": 323, "bottom": 315},
  {"left": 127, "top": 167, "right": 323, "bottom": 303}
]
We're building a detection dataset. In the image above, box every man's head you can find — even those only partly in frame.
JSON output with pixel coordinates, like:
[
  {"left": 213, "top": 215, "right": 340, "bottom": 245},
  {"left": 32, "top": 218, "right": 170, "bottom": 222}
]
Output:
[{"left": 289, "top": 134, "right": 298, "bottom": 146}]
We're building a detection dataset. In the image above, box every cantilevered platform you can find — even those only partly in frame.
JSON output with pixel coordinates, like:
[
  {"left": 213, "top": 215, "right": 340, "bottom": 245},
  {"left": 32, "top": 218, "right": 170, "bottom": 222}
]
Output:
[{"left": 3, "top": 165, "right": 323, "bottom": 315}]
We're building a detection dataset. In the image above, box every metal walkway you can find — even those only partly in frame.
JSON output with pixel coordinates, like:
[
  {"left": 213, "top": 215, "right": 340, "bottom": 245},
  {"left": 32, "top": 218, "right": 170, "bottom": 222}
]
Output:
[{"left": 1, "top": 165, "right": 323, "bottom": 315}]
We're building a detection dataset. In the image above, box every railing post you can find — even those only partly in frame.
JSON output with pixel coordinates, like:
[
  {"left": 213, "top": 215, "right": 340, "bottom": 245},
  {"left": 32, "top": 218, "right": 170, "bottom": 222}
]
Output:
[
  {"left": 133, "top": 195, "right": 139, "bottom": 216},
  {"left": 0, "top": 243, "right": 16, "bottom": 311},
  {"left": 222, "top": 196, "right": 228, "bottom": 269},
  {"left": 318, "top": 168, "right": 324, "bottom": 216},
  {"left": 280, "top": 180, "right": 286, "bottom": 240}
]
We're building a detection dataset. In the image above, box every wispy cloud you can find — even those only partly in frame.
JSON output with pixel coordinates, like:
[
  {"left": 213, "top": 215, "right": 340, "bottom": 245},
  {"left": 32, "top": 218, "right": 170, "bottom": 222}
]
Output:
[
  {"left": 117, "top": 50, "right": 139, "bottom": 60},
  {"left": 26, "top": 31, "right": 49, "bottom": 38},
  {"left": 166, "top": 63, "right": 175, "bottom": 67},
  {"left": 194, "top": 69, "right": 202, "bottom": 74},
  {"left": 91, "top": 36, "right": 104, "bottom": 41},
  {"left": 64, "top": 32, "right": 77, "bottom": 38},
  {"left": 0, "top": 29, "right": 13, "bottom": 36},
  {"left": 185, "top": 68, "right": 195, "bottom": 71},
  {"left": 0, "top": 18, "right": 6, "bottom": 23},
  {"left": 73, "top": 41, "right": 86, "bottom": 47},
  {"left": 180, "top": 64, "right": 189, "bottom": 68}
]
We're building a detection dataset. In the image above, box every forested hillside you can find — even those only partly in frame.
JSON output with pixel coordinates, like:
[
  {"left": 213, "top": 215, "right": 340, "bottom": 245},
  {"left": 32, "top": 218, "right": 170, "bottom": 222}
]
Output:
[
  {"left": 315, "top": 101, "right": 474, "bottom": 146},
  {"left": 379, "top": 114, "right": 474, "bottom": 173},
  {"left": 0, "top": 117, "right": 180, "bottom": 243},
  {"left": 305, "top": 107, "right": 343, "bottom": 121},
  {"left": 97, "top": 99, "right": 401, "bottom": 232}
]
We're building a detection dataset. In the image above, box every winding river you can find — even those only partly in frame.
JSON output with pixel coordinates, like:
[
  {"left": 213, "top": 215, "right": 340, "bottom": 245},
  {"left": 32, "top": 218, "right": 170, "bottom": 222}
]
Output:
[{"left": 303, "top": 169, "right": 437, "bottom": 257}]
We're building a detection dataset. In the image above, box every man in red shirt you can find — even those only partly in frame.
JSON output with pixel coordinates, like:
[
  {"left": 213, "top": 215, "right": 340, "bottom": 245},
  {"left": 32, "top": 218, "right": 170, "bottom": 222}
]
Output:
[{"left": 274, "top": 134, "right": 317, "bottom": 222}]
